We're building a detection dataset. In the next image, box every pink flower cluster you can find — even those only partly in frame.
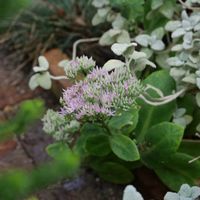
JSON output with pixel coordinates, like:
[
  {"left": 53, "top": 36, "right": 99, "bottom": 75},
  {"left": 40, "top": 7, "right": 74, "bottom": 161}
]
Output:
[{"left": 61, "top": 67, "right": 144, "bottom": 120}]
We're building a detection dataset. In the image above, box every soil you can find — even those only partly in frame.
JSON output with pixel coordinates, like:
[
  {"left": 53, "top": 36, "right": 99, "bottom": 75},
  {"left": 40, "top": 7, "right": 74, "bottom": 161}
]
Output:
[{"left": 0, "top": 51, "right": 168, "bottom": 200}]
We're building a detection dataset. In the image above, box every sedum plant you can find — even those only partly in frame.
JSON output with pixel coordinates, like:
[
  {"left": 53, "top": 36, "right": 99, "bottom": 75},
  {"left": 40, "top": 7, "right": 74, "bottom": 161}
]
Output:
[
  {"left": 90, "top": 0, "right": 200, "bottom": 135},
  {"left": 29, "top": 42, "right": 200, "bottom": 191}
]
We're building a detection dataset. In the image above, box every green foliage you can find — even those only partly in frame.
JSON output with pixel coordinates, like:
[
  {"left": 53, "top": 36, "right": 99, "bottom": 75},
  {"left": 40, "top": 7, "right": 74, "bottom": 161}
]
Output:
[
  {"left": 110, "top": 0, "right": 145, "bottom": 22},
  {"left": 93, "top": 162, "right": 134, "bottom": 184},
  {"left": 141, "top": 122, "right": 184, "bottom": 167},
  {"left": 109, "top": 134, "right": 140, "bottom": 162},
  {"left": 85, "top": 134, "right": 111, "bottom": 156},
  {"left": 155, "top": 153, "right": 200, "bottom": 191},
  {"left": 135, "top": 70, "right": 176, "bottom": 142},
  {"left": 0, "top": 0, "right": 30, "bottom": 23},
  {"left": 0, "top": 152, "right": 79, "bottom": 200},
  {"left": 178, "top": 140, "right": 200, "bottom": 157},
  {"left": 0, "top": 99, "right": 45, "bottom": 141},
  {"left": 108, "top": 108, "right": 139, "bottom": 135}
]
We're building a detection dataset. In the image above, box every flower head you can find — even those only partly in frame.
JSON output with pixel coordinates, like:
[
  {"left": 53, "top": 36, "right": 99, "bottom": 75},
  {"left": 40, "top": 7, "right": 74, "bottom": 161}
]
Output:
[
  {"left": 61, "top": 67, "right": 145, "bottom": 120},
  {"left": 59, "top": 56, "right": 96, "bottom": 79},
  {"left": 42, "top": 109, "right": 80, "bottom": 141}
]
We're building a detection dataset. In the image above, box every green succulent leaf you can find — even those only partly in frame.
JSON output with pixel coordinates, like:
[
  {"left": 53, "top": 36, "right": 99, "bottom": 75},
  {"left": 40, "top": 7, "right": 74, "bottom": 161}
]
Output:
[
  {"left": 93, "top": 161, "right": 134, "bottom": 184},
  {"left": 141, "top": 122, "right": 184, "bottom": 167},
  {"left": 135, "top": 70, "right": 176, "bottom": 142},
  {"left": 85, "top": 134, "right": 111, "bottom": 156},
  {"left": 108, "top": 108, "right": 139, "bottom": 135},
  {"left": 74, "top": 123, "right": 107, "bottom": 155},
  {"left": 178, "top": 140, "right": 200, "bottom": 157},
  {"left": 109, "top": 134, "right": 140, "bottom": 161},
  {"left": 155, "top": 153, "right": 200, "bottom": 191}
]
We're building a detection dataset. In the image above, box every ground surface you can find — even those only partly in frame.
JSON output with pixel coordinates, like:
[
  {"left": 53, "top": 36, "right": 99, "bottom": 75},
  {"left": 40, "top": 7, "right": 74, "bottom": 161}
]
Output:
[{"left": 0, "top": 52, "right": 168, "bottom": 200}]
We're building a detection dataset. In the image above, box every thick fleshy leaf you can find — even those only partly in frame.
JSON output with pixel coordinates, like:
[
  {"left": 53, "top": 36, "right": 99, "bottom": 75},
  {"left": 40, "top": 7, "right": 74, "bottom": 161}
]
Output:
[
  {"left": 93, "top": 162, "right": 134, "bottom": 184},
  {"left": 178, "top": 140, "right": 200, "bottom": 157},
  {"left": 108, "top": 108, "right": 139, "bottom": 135},
  {"left": 135, "top": 70, "right": 176, "bottom": 142},
  {"left": 141, "top": 122, "right": 184, "bottom": 167},
  {"left": 155, "top": 153, "right": 200, "bottom": 191},
  {"left": 74, "top": 123, "right": 107, "bottom": 155},
  {"left": 103, "top": 59, "right": 125, "bottom": 71},
  {"left": 85, "top": 134, "right": 111, "bottom": 156},
  {"left": 109, "top": 134, "right": 140, "bottom": 161}
]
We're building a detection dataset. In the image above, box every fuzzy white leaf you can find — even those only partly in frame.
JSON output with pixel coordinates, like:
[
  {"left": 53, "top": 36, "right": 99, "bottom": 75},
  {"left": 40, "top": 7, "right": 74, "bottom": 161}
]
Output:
[
  {"left": 29, "top": 74, "right": 40, "bottom": 90},
  {"left": 111, "top": 43, "right": 136, "bottom": 56},
  {"left": 38, "top": 72, "right": 52, "bottom": 90},
  {"left": 196, "top": 93, "right": 200, "bottom": 107},
  {"left": 112, "top": 14, "right": 127, "bottom": 29},
  {"left": 167, "top": 57, "right": 184, "bottom": 66},
  {"left": 156, "top": 53, "right": 170, "bottom": 69},
  {"left": 103, "top": 59, "right": 125, "bottom": 71},
  {"left": 165, "top": 21, "right": 181, "bottom": 31},
  {"left": 58, "top": 59, "right": 69, "bottom": 68},
  {"left": 116, "top": 30, "right": 131, "bottom": 43},
  {"left": 151, "top": 27, "right": 165, "bottom": 40},
  {"left": 97, "top": 7, "right": 110, "bottom": 17},
  {"left": 92, "top": 13, "right": 106, "bottom": 26},
  {"left": 182, "top": 74, "right": 196, "bottom": 84},
  {"left": 131, "top": 51, "right": 147, "bottom": 60},
  {"left": 135, "top": 34, "right": 150, "bottom": 47},
  {"left": 123, "top": 185, "right": 144, "bottom": 200},
  {"left": 196, "top": 78, "right": 200, "bottom": 89},
  {"left": 172, "top": 28, "right": 186, "bottom": 38},
  {"left": 38, "top": 56, "right": 49, "bottom": 69},
  {"left": 99, "top": 30, "right": 116, "bottom": 46},
  {"left": 191, "top": 186, "right": 200, "bottom": 199},
  {"left": 151, "top": 40, "right": 165, "bottom": 51},
  {"left": 164, "top": 192, "right": 179, "bottom": 200},
  {"left": 171, "top": 44, "right": 183, "bottom": 52}
]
